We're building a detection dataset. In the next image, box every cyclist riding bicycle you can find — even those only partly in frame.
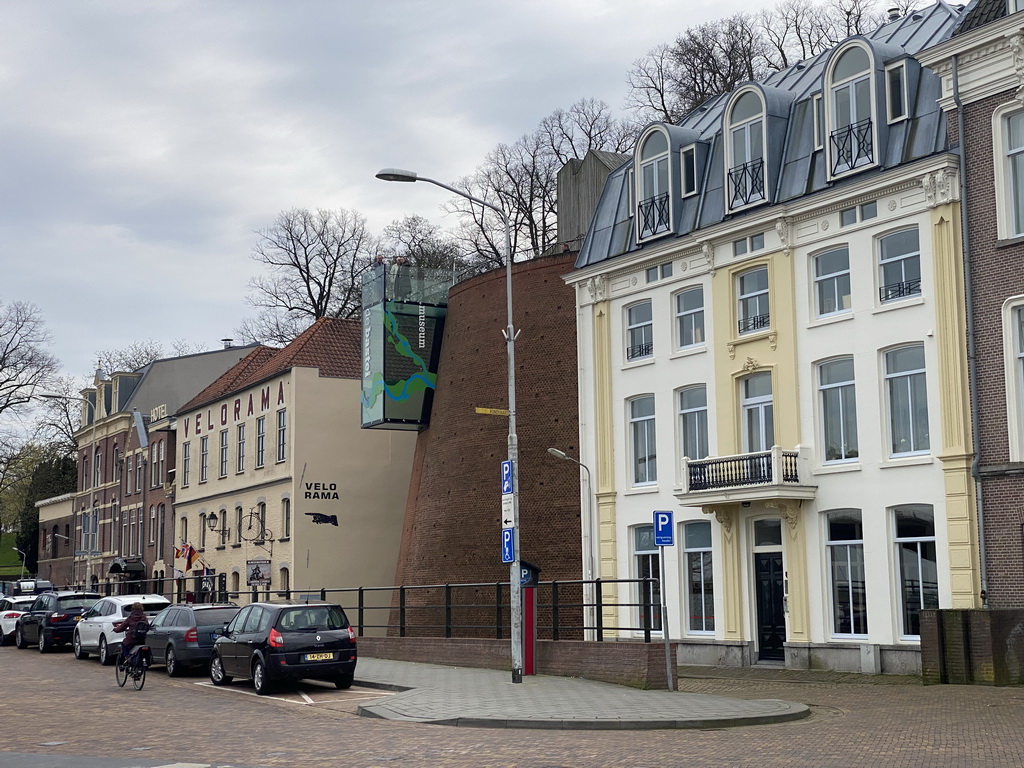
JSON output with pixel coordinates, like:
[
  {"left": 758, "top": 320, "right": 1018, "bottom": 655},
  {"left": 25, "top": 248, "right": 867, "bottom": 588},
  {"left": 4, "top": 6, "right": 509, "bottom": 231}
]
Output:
[{"left": 113, "top": 601, "right": 149, "bottom": 667}]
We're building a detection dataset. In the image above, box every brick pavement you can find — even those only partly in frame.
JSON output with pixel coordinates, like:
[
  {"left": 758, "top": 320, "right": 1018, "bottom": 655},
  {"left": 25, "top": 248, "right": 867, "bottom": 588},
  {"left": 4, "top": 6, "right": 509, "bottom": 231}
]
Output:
[{"left": 2, "top": 645, "right": 1023, "bottom": 767}]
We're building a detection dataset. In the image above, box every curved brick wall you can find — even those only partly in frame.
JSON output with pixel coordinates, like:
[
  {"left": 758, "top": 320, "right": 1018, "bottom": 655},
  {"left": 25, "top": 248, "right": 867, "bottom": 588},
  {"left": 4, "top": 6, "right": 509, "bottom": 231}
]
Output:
[{"left": 393, "top": 252, "right": 583, "bottom": 623}]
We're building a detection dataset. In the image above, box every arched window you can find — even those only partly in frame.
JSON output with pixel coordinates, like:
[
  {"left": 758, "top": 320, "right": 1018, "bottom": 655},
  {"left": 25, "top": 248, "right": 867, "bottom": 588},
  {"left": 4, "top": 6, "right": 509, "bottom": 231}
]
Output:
[
  {"left": 829, "top": 45, "right": 874, "bottom": 174},
  {"left": 636, "top": 129, "right": 671, "bottom": 238},
  {"left": 279, "top": 566, "right": 290, "bottom": 596},
  {"left": 726, "top": 91, "right": 766, "bottom": 208}
]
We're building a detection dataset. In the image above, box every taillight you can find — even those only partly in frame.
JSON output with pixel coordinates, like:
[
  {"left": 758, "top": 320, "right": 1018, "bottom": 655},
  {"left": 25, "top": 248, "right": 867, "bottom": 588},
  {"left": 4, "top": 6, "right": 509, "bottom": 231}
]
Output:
[
  {"left": 347, "top": 627, "right": 356, "bottom": 642},
  {"left": 2, "top": 612, "right": 20, "bottom": 619},
  {"left": 269, "top": 627, "right": 284, "bottom": 648},
  {"left": 49, "top": 614, "right": 68, "bottom": 623},
  {"left": 184, "top": 627, "right": 198, "bottom": 643}
]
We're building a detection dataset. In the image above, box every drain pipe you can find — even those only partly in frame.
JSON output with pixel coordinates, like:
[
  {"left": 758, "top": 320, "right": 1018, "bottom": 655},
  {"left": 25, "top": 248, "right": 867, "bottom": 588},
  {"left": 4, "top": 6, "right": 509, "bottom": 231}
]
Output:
[{"left": 952, "top": 54, "right": 989, "bottom": 608}]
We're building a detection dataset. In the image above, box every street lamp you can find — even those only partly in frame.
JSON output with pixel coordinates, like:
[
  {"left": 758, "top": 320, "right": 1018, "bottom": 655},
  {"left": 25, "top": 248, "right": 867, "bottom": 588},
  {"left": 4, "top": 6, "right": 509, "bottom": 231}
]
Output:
[
  {"left": 547, "top": 448, "right": 597, "bottom": 640},
  {"left": 376, "top": 167, "right": 523, "bottom": 683},
  {"left": 12, "top": 547, "right": 26, "bottom": 579},
  {"left": 38, "top": 391, "right": 97, "bottom": 587}
]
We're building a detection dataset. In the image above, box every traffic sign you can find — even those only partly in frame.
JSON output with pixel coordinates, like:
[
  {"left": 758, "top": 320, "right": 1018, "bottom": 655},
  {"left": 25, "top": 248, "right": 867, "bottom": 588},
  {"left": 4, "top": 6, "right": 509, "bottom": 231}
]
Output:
[
  {"left": 501, "top": 493, "right": 516, "bottom": 527},
  {"left": 501, "top": 460, "right": 514, "bottom": 495},
  {"left": 654, "top": 510, "right": 674, "bottom": 547},
  {"left": 501, "top": 528, "right": 515, "bottom": 563}
]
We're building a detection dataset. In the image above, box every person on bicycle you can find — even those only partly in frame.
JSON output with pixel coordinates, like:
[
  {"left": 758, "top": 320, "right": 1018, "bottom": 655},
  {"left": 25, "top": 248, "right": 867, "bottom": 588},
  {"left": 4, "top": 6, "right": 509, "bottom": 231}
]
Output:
[{"left": 113, "top": 601, "right": 148, "bottom": 664}]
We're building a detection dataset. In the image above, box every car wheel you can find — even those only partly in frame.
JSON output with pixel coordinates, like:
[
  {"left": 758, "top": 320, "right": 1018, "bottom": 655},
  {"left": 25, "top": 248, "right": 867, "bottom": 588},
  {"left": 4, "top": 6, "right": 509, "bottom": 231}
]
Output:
[
  {"left": 210, "top": 653, "right": 232, "bottom": 685},
  {"left": 38, "top": 629, "right": 49, "bottom": 653},
  {"left": 252, "top": 659, "right": 273, "bottom": 695},
  {"left": 0, "top": 630, "right": 8, "bottom": 647},
  {"left": 98, "top": 636, "right": 115, "bottom": 666},
  {"left": 73, "top": 631, "right": 89, "bottom": 660},
  {"left": 334, "top": 672, "right": 354, "bottom": 690},
  {"left": 165, "top": 646, "right": 182, "bottom": 677},
  {"left": 15, "top": 625, "right": 28, "bottom": 650}
]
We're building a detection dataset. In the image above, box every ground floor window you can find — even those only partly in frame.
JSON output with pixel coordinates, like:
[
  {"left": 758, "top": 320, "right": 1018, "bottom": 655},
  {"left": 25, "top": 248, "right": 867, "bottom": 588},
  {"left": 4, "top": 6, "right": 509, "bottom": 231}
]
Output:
[
  {"left": 826, "top": 509, "right": 867, "bottom": 636},
  {"left": 894, "top": 504, "right": 938, "bottom": 637},
  {"left": 633, "top": 525, "right": 662, "bottom": 632},
  {"left": 684, "top": 520, "right": 714, "bottom": 633}
]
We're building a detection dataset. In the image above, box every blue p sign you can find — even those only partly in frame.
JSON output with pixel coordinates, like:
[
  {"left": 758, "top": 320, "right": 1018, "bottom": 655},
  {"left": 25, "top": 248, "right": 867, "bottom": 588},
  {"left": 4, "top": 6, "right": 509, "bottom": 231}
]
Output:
[
  {"left": 654, "top": 510, "right": 674, "bottom": 547},
  {"left": 501, "top": 460, "right": 514, "bottom": 495},
  {"left": 501, "top": 528, "right": 515, "bottom": 563}
]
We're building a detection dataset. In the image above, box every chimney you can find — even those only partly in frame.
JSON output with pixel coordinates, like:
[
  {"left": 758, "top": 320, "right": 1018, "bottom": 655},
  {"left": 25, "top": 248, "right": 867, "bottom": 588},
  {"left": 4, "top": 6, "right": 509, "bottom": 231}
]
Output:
[
  {"left": 221, "top": 338, "right": 233, "bottom": 349},
  {"left": 888, "top": 7, "right": 900, "bottom": 20}
]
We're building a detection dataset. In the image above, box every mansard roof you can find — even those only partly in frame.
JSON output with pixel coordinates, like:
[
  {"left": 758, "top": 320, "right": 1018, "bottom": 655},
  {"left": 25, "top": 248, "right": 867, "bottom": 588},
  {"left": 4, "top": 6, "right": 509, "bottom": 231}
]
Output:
[
  {"left": 952, "top": 0, "right": 1006, "bottom": 35},
  {"left": 178, "top": 317, "right": 362, "bottom": 413},
  {"left": 577, "top": 1, "right": 963, "bottom": 270}
]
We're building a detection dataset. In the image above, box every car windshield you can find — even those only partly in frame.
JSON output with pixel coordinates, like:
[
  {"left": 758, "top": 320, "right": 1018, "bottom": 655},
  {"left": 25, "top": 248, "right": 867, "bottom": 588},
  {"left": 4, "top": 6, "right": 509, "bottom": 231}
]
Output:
[
  {"left": 193, "top": 608, "right": 239, "bottom": 626},
  {"left": 277, "top": 605, "right": 349, "bottom": 631},
  {"left": 58, "top": 596, "right": 97, "bottom": 610},
  {"left": 121, "top": 602, "right": 169, "bottom": 615}
]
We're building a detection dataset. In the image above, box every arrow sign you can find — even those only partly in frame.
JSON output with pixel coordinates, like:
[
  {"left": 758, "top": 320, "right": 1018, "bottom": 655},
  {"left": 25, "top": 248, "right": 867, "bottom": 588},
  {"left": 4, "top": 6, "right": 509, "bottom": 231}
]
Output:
[{"left": 501, "top": 493, "right": 515, "bottom": 528}]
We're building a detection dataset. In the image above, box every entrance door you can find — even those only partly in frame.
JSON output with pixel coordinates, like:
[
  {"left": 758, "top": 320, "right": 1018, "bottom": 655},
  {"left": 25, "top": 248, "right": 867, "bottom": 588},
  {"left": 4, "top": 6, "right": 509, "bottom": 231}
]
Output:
[{"left": 754, "top": 552, "right": 785, "bottom": 661}]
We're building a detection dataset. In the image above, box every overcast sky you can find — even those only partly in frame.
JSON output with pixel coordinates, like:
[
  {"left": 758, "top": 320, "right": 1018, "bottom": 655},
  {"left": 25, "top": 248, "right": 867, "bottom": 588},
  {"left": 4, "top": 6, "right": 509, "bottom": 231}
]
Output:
[{"left": 1, "top": 0, "right": 753, "bottom": 379}]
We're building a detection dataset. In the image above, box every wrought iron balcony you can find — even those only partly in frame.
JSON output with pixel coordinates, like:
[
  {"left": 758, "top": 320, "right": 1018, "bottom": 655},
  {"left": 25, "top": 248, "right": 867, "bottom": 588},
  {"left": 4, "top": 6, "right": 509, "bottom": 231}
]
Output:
[
  {"left": 738, "top": 313, "right": 770, "bottom": 334},
  {"left": 626, "top": 342, "right": 653, "bottom": 361},
  {"left": 830, "top": 118, "right": 873, "bottom": 175},
  {"left": 728, "top": 158, "right": 765, "bottom": 208},
  {"left": 879, "top": 278, "right": 921, "bottom": 302},
  {"left": 677, "top": 445, "right": 817, "bottom": 506},
  {"left": 638, "top": 192, "right": 670, "bottom": 238}
]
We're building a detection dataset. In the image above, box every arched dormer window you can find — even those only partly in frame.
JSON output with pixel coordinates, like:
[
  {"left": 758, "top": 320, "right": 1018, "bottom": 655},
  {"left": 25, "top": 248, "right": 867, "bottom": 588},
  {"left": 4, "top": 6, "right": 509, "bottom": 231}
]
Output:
[
  {"left": 636, "top": 129, "right": 671, "bottom": 239},
  {"left": 828, "top": 44, "right": 874, "bottom": 176},
  {"left": 726, "top": 90, "right": 766, "bottom": 210}
]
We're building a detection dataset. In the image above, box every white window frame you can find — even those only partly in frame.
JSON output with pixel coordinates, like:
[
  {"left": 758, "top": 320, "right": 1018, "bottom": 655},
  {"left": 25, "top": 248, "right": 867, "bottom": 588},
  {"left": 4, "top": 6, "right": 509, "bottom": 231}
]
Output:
[
  {"left": 825, "top": 509, "right": 867, "bottom": 637},
  {"left": 181, "top": 442, "right": 191, "bottom": 487},
  {"left": 636, "top": 127, "right": 672, "bottom": 240},
  {"left": 678, "top": 385, "right": 709, "bottom": 461},
  {"left": 629, "top": 395, "right": 658, "bottom": 486},
  {"left": 255, "top": 416, "right": 266, "bottom": 468},
  {"left": 236, "top": 423, "right": 246, "bottom": 474},
  {"left": 219, "top": 429, "right": 229, "bottom": 478},
  {"left": 683, "top": 520, "right": 714, "bottom": 634},
  {"left": 674, "top": 287, "right": 705, "bottom": 350},
  {"left": 885, "top": 61, "right": 907, "bottom": 123},
  {"left": 681, "top": 145, "right": 698, "bottom": 197},
  {"left": 813, "top": 246, "right": 852, "bottom": 318},
  {"left": 625, "top": 301, "right": 654, "bottom": 362},
  {"left": 1001, "top": 297, "right": 1024, "bottom": 461},
  {"left": 827, "top": 43, "right": 876, "bottom": 177},
  {"left": 277, "top": 409, "right": 287, "bottom": 463},
  {"left": 199, "top": 436, "right": 209, "bottom": 483},
  {"left": 818, "top": 357, "right": 858, "bottom": 463},
  {"left": 725, "top": 88, "right": 767, "bottom": 211},
  {"left": 737, "top": 266, "right": 770, "bottom": 335},
  {"left": 149, "top": 505, "right": 156, "bottom": 545},
  {"left": 741, "top": 371, "right": 774, "bottom": 453},
  {"left": 812, "top": 93, "right": 824, "bottom": 151},
  {"left": 632, "top": 524, "right": 662, "bottom": 633},
  {"left": 884, "top": 344, "right": 930, "bottom": 457},
  {"left": 878, "top": 228, "right": 922, "bottom": 304},
  {"left": 893, "top": 504, "right": 938, "bottom": 639},
  {"left": 994, "top": 102, "right": 1024, "bottom": 240}
]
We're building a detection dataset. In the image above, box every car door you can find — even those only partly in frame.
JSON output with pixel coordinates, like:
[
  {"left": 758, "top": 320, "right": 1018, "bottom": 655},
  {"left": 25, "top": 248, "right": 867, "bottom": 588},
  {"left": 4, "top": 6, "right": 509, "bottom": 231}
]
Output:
[
  {"left": 21, "top": 595, "right": 49, "bottom": 643},
  {"left": 77, "top": 599, "right": 109, "bottom": 649},
  {"left": 218, "top": 606, "right": 251, "bottom": 675},
  {"left": 234, "top": 606, "right": 267, "bottom": 678},
  {"left": 147, "top": 608, "right": 176, "bottom": 664}
]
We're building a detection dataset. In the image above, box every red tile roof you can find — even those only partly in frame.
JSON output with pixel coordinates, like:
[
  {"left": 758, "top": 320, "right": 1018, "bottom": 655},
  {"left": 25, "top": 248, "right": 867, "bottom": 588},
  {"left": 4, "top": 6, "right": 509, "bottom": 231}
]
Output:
[{"left": 177, "top": 318, "right": 362, "bottom": 413}]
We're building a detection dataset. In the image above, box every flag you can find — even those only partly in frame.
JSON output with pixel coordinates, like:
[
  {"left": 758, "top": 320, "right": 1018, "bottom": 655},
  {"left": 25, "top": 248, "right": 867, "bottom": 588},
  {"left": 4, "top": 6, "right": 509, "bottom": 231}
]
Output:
[{"left": 186, "top": 545, "right": 200, "bottom": 570}]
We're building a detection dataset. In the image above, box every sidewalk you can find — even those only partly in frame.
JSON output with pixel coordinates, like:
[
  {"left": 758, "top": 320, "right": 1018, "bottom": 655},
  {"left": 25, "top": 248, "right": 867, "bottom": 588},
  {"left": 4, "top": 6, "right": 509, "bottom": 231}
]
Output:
[{"left": 355, "top": 657, "right": 810, "bottom": 730}]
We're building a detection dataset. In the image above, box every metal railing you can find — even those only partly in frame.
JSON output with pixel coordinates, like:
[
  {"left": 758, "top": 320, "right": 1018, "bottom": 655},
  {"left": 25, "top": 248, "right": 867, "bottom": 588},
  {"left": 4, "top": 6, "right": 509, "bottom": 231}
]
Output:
[
  {"left": 685, "top": 446, "right": 800, "bottom": 492},
  {"left": 880, "top": 278, "right": 921, "bottom": 302},
  {"left": 728, "top": 158, "right": 765, "bottom": 208},
  {"left": 66, "top": 576, "right": 665, "bottom": 643},
  {"left": 638, "top": 193, "right": 670, "bottom": 237},
  {"left": 738, "top": 312, "right": 770, "bottom": 334},
  {"left": 830, "top": 118, "right": 873, "bottom": 175}
]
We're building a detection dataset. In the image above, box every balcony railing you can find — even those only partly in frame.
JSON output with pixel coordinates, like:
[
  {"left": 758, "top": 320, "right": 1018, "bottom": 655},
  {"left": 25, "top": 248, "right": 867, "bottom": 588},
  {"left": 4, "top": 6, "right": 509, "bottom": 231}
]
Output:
[
  {"left": 728, "top": 158, "right": 765, "bottom": 208},
  {"left": 638, "top": 192, "right": 670, "bottom": 238},
  {"left": 880, "top": 278, "right": 921, "bottom": 302},
  {"left": 830, "top": 118, "right": 873, "bottom": 175},
  {"left": 738, "top": 312, "right": 770, "bottom": 334},
  {"left": 626, "top": 342, "right": 653, "bottom": 360},
  {"left": 682, "top": 445, "right": 804, "bottom": 494}
]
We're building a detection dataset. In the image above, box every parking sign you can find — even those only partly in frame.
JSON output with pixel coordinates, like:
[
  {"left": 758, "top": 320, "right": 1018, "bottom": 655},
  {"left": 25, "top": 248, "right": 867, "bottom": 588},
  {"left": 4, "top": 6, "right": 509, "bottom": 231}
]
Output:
[
  {"left": 501, "top": 528, "right": 515, "bottom": 563},
  {"left": 501, "top": 460, "right": 514, "bottom": 495},
  {"left": 654, "top": 510, "right": 674, "bottom": 547}
]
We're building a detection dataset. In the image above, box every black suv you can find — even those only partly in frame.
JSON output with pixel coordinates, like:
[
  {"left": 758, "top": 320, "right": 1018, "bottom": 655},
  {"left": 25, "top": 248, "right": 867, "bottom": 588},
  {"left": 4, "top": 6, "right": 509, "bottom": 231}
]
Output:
[
  {"left": 210, "top": 600, "right": 357, "bottom": 694},
  {"left": 16, "top": 590, "right": 101, "bottom": 652}
]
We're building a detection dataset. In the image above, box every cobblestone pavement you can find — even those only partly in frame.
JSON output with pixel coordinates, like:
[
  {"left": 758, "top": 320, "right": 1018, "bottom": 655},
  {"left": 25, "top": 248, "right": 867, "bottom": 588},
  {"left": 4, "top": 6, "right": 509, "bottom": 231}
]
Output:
[{"left": 2, "top": 645, "right": 1023, "bottom": 767}]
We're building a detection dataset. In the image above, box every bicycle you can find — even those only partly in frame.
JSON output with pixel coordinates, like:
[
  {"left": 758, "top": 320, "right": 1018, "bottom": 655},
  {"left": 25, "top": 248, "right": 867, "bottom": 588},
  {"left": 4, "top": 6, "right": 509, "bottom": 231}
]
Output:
[{"left": 115, "top": 645, "right": 149, "bottom": 690}]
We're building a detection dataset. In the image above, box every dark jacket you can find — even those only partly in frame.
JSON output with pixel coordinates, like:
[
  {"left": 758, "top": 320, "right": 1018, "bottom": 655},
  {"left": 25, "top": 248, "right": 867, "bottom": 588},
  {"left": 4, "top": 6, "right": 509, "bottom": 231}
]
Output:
[{"left": 113, "top": 608, "right": 147, "bottom": 648}]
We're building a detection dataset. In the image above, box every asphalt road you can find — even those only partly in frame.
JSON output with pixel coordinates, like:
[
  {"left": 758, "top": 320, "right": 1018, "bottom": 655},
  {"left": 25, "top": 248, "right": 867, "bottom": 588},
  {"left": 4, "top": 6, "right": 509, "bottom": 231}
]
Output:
[{"left": 2, "top": 641, "right": 1024, "bottom": 767}]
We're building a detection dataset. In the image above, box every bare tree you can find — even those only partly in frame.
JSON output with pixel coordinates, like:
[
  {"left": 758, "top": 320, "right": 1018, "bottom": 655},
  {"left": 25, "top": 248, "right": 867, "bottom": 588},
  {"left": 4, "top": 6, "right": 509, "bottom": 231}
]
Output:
[
  {"left": 445, "top": 99, "right": 634, "bottom": 265},
  {"left": 31, "top": 375, "right": 80, "bottom": 458},
  {"left": 0, "top": 299, "right": 59, "bottom": 422},
  {"left": 625, "top": 43, "right": 692, "bottom": 124},
  {"left": 381, "top": 215, "right": 464, "bottom": 271},
  {"left": 237, "top": 208, "right": 378, "bottom": 345},
  {"left": 93, "top": 340, "right": 165, "bottom": 375}
]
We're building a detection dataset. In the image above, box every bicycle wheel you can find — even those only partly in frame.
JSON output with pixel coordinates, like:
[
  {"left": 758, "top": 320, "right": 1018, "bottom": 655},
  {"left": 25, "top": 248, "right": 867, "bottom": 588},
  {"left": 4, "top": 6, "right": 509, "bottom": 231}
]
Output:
[
  {"left": 132, "top": 663, "right": 146, "bottom": 691},
  {"left": 115, "top": 659, "right": 128, "bottom": 687}
]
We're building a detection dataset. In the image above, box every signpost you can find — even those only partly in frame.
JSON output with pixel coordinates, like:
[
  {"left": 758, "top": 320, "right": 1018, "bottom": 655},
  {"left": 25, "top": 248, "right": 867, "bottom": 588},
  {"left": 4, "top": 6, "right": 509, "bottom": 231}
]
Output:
[
  {"left": 653, "top": 510, "right": 675, "bottom": 691},
  {"left": 500, "top": 459, "right": 522, "bottom": 681}
]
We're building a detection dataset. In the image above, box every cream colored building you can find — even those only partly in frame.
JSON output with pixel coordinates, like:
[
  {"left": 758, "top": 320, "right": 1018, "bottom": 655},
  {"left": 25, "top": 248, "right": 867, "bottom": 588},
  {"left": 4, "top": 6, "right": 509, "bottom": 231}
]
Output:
[{"left": 172, "top": 318, "right": 415, "bottom": 629}]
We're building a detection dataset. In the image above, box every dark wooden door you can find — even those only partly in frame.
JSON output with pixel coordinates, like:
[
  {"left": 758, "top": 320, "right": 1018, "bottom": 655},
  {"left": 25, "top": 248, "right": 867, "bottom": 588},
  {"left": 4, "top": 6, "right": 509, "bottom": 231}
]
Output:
[{"left": 754, "top": 552, "right": 785, "bottom": 661}]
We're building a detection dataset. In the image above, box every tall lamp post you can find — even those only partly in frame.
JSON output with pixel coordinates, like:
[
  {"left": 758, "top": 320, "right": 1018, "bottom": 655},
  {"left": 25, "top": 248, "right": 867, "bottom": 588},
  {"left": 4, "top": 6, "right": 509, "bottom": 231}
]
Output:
[
  {"left": 38, "top": 392, "right": 98, "bottom": 588},
  {"left": 547, "top": 448, "right": 597, "bottom": 640},
  {"left": 12, "top": 547, "right": 27, "bottom": 579},
  {"left": 375, "top": 167, "right": 523, "bottom": 683}
]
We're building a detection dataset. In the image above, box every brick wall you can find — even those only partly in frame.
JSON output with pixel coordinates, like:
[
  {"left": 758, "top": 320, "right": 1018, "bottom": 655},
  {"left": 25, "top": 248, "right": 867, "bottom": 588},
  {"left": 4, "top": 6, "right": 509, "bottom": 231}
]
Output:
[
  {"left": 391, "top": 253, "right": 583, "bottom": 629},
  {"left": 921, "top": 608, "right": 1024, "bottom": 685}
]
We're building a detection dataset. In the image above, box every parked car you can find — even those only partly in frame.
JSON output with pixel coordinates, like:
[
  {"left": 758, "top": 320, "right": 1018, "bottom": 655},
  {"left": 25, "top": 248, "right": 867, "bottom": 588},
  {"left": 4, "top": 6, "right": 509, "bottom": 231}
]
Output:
[
  {"left": 0, "top": 595, "right": 37, "bottom": 645},
  {"left": 15, "top": 591, "right": 101, "bottom": 652},
  {"left": 0, "top": 579, "right": 55, "bottom": 597},
  {"left": 72, "top": 594, "right": 171, "bottom": 665},
  {"left": 147, "top": 603, "right": 240, "bottom": 676},
  {"left": 209, "top": 600, "right": 357, "bottom": 694}
]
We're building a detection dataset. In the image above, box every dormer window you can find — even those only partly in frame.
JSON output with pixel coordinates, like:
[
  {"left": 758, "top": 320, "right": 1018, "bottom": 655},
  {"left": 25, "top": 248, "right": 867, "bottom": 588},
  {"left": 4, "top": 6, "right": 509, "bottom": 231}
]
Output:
[
  {"left": 829, "top": 45, "right": 874, "bottom": 175},
  {"left": 681, "top": 145, "right": 698, "bottom": 197},
  {"left": 727, "top": 91, "right": 766, "bottom": 209},
  {"left": 637, "top": 130, "right": 671, "bottom": 239}
]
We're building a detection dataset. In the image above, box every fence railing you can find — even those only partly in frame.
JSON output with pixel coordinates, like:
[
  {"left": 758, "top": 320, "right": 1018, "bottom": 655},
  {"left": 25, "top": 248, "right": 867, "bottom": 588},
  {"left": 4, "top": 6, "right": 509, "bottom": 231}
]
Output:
[
  {"left": 65, "top": 576, "right": 664, "bottom": 642},
  {"left": 684, "top": 445, "right": 801, "bottom": 492}
]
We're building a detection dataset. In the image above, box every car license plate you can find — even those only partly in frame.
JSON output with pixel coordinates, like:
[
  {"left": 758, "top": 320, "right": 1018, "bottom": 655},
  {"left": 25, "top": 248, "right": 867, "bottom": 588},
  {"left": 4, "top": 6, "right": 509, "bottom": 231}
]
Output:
[{"left": 304, "top": 652, "right": 334, "bottom": 662}]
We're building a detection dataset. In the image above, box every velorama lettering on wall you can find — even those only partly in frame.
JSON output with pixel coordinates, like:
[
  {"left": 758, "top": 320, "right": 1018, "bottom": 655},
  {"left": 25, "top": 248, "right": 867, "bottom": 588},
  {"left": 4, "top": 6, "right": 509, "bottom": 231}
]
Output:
[{"left": 181, "top": 382, "right": 286, "bottom": 437}]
